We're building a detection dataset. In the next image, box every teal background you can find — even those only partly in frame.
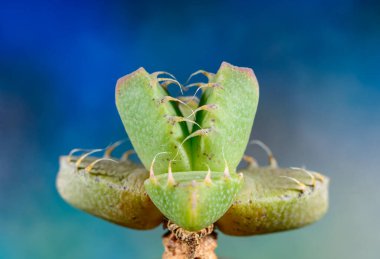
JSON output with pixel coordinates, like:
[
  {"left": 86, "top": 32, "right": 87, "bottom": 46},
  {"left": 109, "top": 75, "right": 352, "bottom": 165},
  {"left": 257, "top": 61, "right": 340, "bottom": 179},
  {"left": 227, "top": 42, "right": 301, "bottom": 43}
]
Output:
[{"left": 1, "top": 0, "right": 379, "bottom": 258}]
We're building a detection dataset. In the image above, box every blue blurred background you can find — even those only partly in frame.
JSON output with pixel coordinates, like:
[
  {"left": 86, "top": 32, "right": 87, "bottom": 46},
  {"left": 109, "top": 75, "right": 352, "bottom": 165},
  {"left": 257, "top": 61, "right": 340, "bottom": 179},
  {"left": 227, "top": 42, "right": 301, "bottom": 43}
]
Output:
[{"left": 1, "top": 0, "right": 379, "bottom": 258}]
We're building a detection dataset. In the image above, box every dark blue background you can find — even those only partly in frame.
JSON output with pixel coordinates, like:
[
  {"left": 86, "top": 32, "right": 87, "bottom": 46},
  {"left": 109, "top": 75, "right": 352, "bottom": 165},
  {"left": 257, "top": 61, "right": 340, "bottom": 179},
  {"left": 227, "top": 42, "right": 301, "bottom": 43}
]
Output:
[{"left": 1, "top": 0, "right": 379, "bottom": 258}]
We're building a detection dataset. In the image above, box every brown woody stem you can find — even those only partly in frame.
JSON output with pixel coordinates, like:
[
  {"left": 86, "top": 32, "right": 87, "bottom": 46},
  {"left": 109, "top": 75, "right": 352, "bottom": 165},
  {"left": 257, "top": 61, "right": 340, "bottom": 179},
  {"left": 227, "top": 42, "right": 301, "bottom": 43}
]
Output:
[{"left": 162, "top": 221, "right": 217, "bottom": 259}]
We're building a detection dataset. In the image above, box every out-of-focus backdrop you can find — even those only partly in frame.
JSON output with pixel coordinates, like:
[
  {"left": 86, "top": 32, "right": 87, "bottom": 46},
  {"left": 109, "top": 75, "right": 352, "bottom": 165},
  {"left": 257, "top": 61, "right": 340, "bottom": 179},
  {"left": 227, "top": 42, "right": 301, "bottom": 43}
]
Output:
[{"left": 1, "top": 0, "right": 379, "bottom": 258}]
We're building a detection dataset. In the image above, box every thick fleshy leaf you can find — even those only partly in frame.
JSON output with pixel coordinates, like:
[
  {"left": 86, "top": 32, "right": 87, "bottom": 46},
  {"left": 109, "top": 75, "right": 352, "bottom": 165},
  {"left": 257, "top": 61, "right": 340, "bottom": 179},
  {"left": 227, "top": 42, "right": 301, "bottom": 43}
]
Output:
[
  {"left": 144, "top": 171, "right": 243, "bottom": 231},
  {"left": 192, "top": 62, "right": 259, "bottom": 172},
  {"left": 56, "top": 156, "right": 163, "bottom": 229},
  {"left": 216, "top": 167, "right": 329, "bottom": 236},
  {"left": 116, "top": 68, "right": 191, "bottom": 174}
]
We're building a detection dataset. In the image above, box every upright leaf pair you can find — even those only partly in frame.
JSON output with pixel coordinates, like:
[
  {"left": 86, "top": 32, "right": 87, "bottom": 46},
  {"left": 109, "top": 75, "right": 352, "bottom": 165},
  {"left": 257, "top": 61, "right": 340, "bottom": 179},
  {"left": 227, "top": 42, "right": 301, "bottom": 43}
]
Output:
[
  {"left": 115, "top": 62, "right": 259, "bottom": 174},
  {"left": 115, "top": 62, "right": 259, "bottom": 230}
]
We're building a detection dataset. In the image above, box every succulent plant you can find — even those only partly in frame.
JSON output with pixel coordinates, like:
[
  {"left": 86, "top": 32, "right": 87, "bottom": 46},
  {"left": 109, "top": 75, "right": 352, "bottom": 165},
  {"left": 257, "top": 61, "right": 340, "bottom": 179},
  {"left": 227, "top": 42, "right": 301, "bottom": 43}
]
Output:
[{"left": 56, "top": 62, "right": 329, "bottom": 258}]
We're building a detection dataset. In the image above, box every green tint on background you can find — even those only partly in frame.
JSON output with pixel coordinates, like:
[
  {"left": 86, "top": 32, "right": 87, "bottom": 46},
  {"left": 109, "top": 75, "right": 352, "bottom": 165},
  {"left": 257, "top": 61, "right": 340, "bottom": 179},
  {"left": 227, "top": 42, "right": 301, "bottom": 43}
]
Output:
[{"left": 1, "top": 0, "right": 380, "bottom": 258}]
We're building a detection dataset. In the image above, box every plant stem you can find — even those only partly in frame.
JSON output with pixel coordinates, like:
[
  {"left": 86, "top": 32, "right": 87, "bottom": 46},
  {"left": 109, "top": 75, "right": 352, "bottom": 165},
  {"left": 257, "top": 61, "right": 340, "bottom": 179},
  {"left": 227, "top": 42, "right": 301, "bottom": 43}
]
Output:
[{"left": 162, "top": 222, "right": 217, "bottom": 259}]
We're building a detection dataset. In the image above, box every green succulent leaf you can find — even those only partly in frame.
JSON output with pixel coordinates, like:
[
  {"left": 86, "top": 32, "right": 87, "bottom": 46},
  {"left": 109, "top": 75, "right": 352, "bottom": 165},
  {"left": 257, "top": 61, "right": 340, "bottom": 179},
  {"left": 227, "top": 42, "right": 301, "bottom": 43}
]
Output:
[
  {"left": 192, "top": 62, "right": 259, "bottom": 172},
  {"left": 216, "top": 167, "right": 329, "bottom": 236},
  {"left": 144, "top": 171, "right": 243, "bottom": 231},
  {"left": 56, "top": 155, "right": 163, "bottom": 229},
  {"left": 116, "top": 68, "right": 191, "bottom": 175}
]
